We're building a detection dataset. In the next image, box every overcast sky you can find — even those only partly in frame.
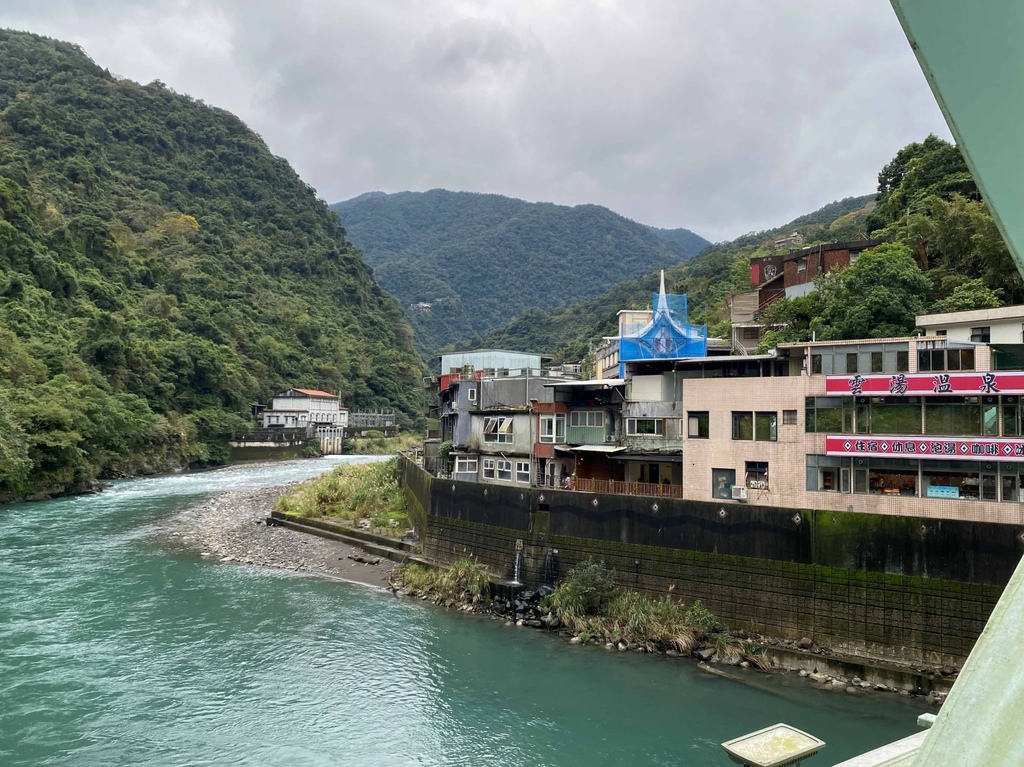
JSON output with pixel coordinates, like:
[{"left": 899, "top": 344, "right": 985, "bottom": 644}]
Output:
[{"left": 4, "top": 1, "right": 950, "bottom": 241}]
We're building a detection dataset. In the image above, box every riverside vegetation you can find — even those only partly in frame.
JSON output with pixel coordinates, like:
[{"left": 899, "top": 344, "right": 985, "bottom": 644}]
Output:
[
  {"left": 274, "top": 457, "right": 409, "bottom": 534},
  {"left": 394, "top": 558, "right": 765, "bottom": 668},
  {"left": 0, "top": 30, "right": 422, "bottom": 502}
]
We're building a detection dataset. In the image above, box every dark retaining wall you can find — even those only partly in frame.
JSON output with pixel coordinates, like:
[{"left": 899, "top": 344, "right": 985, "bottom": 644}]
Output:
[{"left": 402, "top": 456, "right": 1023, "bottom": 667}]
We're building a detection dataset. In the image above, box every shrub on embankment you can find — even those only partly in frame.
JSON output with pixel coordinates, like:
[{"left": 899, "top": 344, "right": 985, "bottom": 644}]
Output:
[
  {"left": 544, "top": 559, "right": 725, "bottom": 654},
  {"left": 394, "top": 559, "right": 490, "bottom": 606},
  {"left": 346, "top": 433, "right": 420, "bottom": 455},
  {"left": 275, "top": 457, "right": 408, "bottom": 532}
]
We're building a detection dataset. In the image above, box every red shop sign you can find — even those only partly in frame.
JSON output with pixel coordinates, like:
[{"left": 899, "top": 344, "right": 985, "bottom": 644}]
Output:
[
  {"left": 825, "top": 435, "right": 1024, "bottom": 462},
  {"left": 824, "top": 371, "right": 1020, "bottom": 396}
]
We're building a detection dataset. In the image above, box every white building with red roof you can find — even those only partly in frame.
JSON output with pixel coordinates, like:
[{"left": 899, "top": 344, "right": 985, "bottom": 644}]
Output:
[{"left": 261, "top": 388, "right": 348, "bottom": 428}]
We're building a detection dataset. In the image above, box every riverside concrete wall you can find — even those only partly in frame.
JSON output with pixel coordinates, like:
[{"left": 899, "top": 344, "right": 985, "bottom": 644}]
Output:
[{"left": 401, "top": 456, "right": 1023, "bottom": 667}]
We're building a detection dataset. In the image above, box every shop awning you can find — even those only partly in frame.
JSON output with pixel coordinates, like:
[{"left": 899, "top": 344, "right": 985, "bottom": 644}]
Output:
[{"left": 571, "top": 445, "right": 626, "bottom": 453}]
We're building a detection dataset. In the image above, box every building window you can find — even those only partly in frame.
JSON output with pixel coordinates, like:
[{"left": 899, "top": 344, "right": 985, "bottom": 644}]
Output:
[
  {"left": 515, "top": 461, "right": 530, "bottom": 483},
  {"left": 783, "top": 410, "right": 798, "bottom": 425},
  {"left": 539, "top": 414, "right": 566, "bottom": 443},
  {"left": 467, "top": 387, "right": 477, "bottom": 403},
  {"left": 806, "top": 455, "right": 850, "bottom": 492},
  {"left": 570, "top": 411, "right": 605, "bottom": 427},
  {"left": 796, "top": 257, "right": 807, "bottom": 273},
  {"left": 496, "top": 459, "right": 513, "bottom": 481},
  {"left": 970, "top": 326, "right": 991, "bottom": 343},
  {"left": 712, "top": 468, "right": 736, "bottom": 500},
  {"left": 732, "top": 412, "right": 775, "bottom": 440},
  {"left": 871, "top": 351, "right": 884, "bottom": 373},
  {"left": 755, "top": 412, "right": 778, "bottom": 441},
  {"left": 732, "top": 412, "right": 753, "bottom": 440},
  {"left": 811, "top": 354, "right": 822, "bottom": 375},
  {"left": 455, "top": 456, "right": 478, "bottom": 474},
  {"left": 917, "top": 347, "right": 975, "bottom": 372},
  {"left": 483, "top": 416, "right": 514, "bottom": 443},
  {"left": 688, "top": 412, "right": 709, "bottom": 439},
  {"left": 627, "top": 418, "right": 664, "bottom": 436},
  {"left": 849, "top": 249, "right": 862, "bottom": 264},
  {"left": 846, "top": 353, "right": 858, "bottom": 374},
  {"left": 482, "top": 458, "right": 495, "bottom": 479},
  {"left": 745, "top": 461, "right": 769, "bottom": 490},
  {"left": 897, "top": 350, "right": 909, "bottom": 372}
]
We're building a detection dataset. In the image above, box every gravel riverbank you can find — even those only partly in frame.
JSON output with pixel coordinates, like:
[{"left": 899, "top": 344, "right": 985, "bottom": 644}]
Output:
[{"left": 164, "top": 483, "right": 395, "bottom": 589}]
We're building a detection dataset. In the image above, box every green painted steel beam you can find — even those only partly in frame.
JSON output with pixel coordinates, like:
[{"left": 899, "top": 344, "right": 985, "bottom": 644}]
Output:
[{"left": 891, "top": 0, "right": 1024, "bottom": 279}]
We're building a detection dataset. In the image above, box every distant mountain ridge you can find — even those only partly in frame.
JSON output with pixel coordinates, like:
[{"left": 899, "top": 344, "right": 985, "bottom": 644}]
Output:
[
  {"left": 330, "top": 189, "right": 709, "bottom": 355},
  {"left": 471, "top": 194, "right": 877, "bottom": 362}
]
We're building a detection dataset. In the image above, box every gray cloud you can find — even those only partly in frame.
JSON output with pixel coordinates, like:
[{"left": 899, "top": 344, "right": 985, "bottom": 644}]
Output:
[{"left": 3, "top": 1, "right": 950, "bottom": 240}]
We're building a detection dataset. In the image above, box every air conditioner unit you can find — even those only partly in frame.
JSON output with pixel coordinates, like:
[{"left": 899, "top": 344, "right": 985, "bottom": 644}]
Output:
[
  {"left": 731, "top": 486, "right": 747, "bottom": 502},
  {"left": 604, "top": 435, "right": 615, "bottom": 443}
]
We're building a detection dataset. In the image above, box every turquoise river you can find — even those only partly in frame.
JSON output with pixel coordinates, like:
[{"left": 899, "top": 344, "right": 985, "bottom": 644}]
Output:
[{"left": 1, "top": 457, "right": 927, "bottom": 766}]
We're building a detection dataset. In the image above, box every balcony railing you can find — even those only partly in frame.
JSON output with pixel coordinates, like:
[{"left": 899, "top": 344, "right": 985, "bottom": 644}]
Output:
[{"left": 574, "top": 477, "right": 682, "bottom": 499}]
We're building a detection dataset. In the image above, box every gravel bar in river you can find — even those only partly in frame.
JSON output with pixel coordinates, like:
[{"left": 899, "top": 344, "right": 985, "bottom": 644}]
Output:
[{"left": 164, "top": 483, "right": 396, "bottom": 589}]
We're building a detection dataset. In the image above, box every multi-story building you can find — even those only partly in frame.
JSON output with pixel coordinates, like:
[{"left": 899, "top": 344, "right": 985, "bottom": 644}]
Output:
[
  {"left": 426, "top": 303, "right": 1024, "bottom": 526},
  {"left": 261, "top": 388, "right": 348, "bottom": 428}
]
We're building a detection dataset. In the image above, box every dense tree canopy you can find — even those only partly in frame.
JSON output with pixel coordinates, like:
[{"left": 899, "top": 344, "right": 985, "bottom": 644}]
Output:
[
  {"left": 331, "top": 190, "right": 710, "bottom": 356},
  {"left": 0, "top": 30, "right": 422, "bottom": 500}
]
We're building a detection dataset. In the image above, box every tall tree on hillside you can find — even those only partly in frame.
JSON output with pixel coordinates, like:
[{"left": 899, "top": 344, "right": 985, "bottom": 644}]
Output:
[{"left": 814, "top": 243, "right": 932, "bottom": 340}]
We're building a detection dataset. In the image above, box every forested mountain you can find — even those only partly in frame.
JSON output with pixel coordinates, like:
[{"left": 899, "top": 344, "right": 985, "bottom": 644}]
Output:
[
  {"left": 330, "top": 190, "right": 710, "bottom": 356},
  {"left": 478, "top": 135, "right": 1018, "bottom": 364},
  {"left": 473, "top": 195, "right": 877, "bottom": 362},
  {"left": 0, "top": 30, "right": 421, "bottom": 501}
]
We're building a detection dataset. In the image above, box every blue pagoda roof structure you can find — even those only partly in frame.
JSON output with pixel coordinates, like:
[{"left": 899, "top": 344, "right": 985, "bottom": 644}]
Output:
[{"left": 618, "top": 271, "right": 708, "bottom": 362}]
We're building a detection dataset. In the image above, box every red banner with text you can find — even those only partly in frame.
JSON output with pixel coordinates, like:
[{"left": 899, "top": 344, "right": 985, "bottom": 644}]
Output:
[
  {"left": 825, "top": 435, "right": 1024, "bottom": 461},
  {"left": 825, "top": 371, "right": 1018, "bottom": 396}
]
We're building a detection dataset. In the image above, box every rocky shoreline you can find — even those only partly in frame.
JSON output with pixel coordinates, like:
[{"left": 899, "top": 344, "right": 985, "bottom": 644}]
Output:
[
  {"left": 163, "top": 483, "right": 395, "bottom": 590},
  {"left": 161, "top": 482, "right": 948, "bottom": 705}
]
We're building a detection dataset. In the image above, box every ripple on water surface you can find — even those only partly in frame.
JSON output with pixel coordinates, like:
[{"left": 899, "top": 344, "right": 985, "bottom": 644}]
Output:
[{"left": 0, "top": 459, "right": 926, "bottom": 766}]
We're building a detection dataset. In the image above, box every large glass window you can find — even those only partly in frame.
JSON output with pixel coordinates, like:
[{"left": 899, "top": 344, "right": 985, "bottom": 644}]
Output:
[
  {"left": 805, "top": 397, "right": 847, "bottom": 433},
  {"left": 918, "top": 347, "right": 975, "bottom": 372},
  {"left": 496, "top": 459, "right": 513, "bottom": 481},
  {"left": 867, "top": 397, "right": 922, "bottom": 435},
  {"left": 970, "top": 326, "right": 991, "bottom": 343},
  {"left": 515, "top": 461, "right": 530, "bottom": 483},
  {"left": 925, "top": 397, "right": 983, "bottom": 436},
  {"left": 806, "top": 455, "right": 851, "bottom": 492},
  {"left": 1003, "top": 396, "right": 1020, "bottom": 436},
  {"left": 482, "top": 458, "right": 495, "bottom": 479}
]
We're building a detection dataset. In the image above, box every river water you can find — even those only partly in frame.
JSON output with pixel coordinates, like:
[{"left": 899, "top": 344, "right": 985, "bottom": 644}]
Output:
[{"left": 0, "top": 458, "right": 926, "bottom": 766}]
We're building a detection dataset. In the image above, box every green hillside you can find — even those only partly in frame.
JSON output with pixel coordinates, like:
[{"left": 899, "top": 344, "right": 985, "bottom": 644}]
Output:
[
  {"left": 478, "top": 136, "right": 1019, "bottom": 364},
  {"left": 330, "top": 190, "right": 710, "bottom": 356},
  {"left": 0, "top": 30, "right": 422, "bottom": 501},
  {"left": 472, "top": 195, "right": 877, "bottom": 362}
]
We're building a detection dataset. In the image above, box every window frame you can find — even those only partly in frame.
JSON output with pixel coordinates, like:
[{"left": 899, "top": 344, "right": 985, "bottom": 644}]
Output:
[
  {"left": 455, "top": 456, "right": 478, "bottom": 474},
  {"left": 515, "top": 460, "right": 530, "bottom": 483},
  {"left": 483, "top": 416, "right": 514, "bottom": 443},
  {"left": 783, "top": 409, "right": 798, "bottom": 426},
  {"left": 467, "top": 387, "right": 478, "bottom": 403},
  {"left": 569, "top": 411, "right": 605, "bottom": 428},
  {"left": 482, "top": 458, "right": 495, "bottom": 479},
  {"left": 970, "top": 326, "right": 991, "bottom": 343},
  {"left": 496, "top": 459, "right": 512, "bottom": 481},
  {"left": 627, "top": 417, "right": 664, "bottom": 436},
  {"left": 688, "top": 411, "right": 710, "bottom": 439},
  {"left": 539, "top": 413, "right": 566, "bottom": 444}
]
